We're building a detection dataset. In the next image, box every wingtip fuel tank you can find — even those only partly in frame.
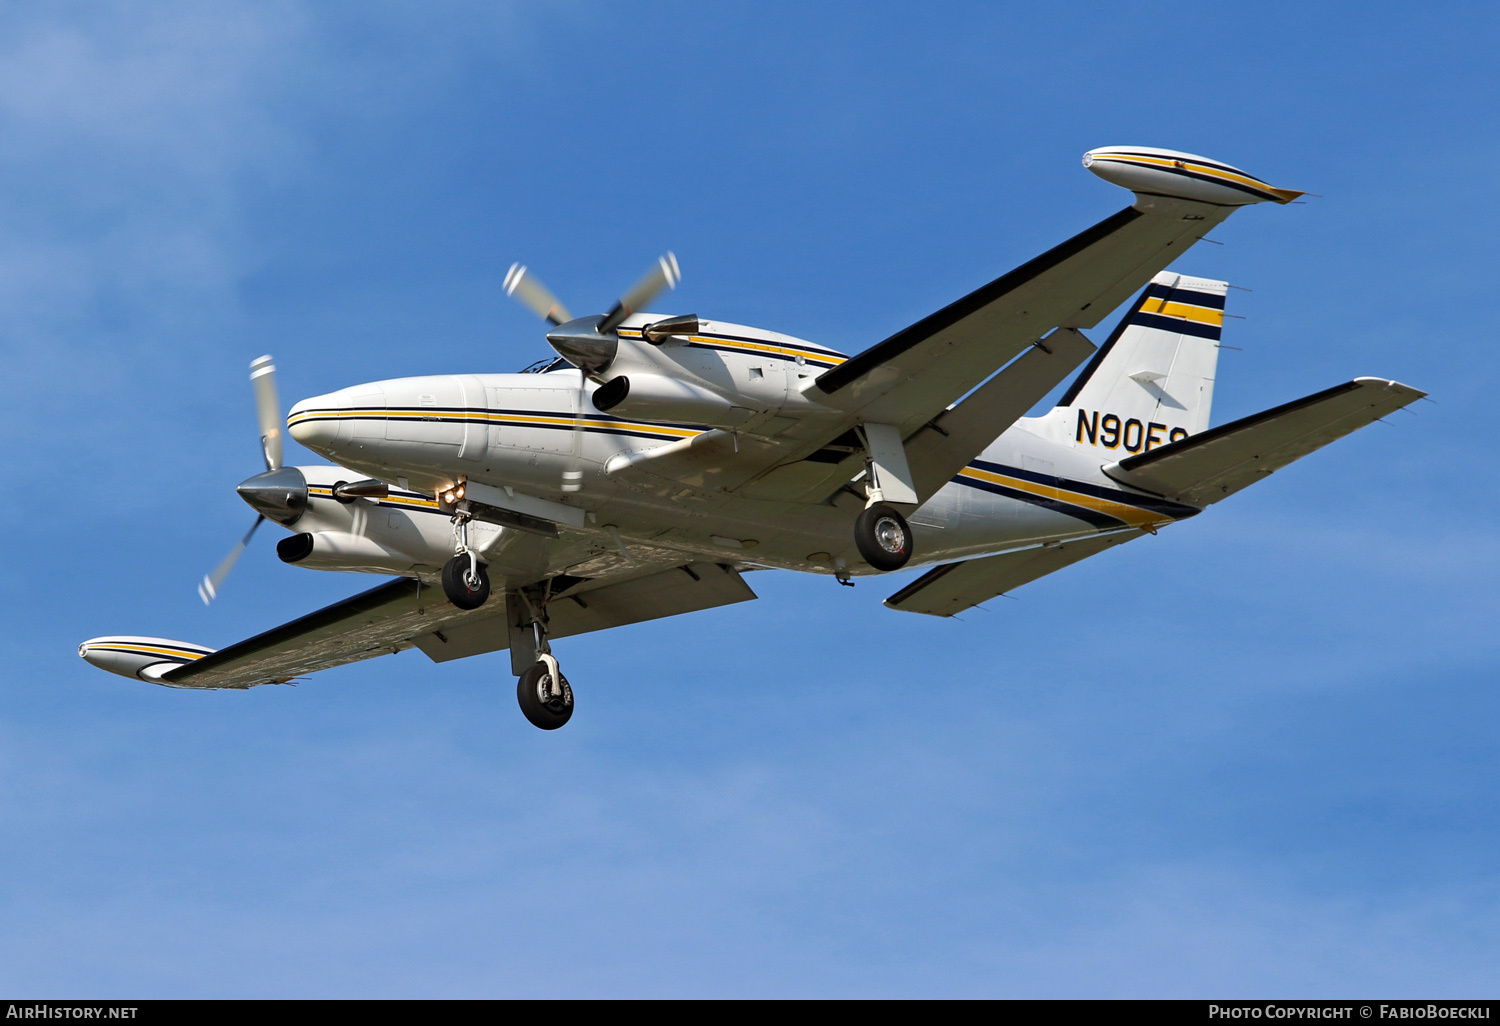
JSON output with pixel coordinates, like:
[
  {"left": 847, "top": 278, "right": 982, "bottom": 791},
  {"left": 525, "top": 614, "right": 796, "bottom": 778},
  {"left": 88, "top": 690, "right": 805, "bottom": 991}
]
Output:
[
  {"left": 79, "top": 636, "right": 215, "bottom": 685},
  {"left": 1083, "top": 146, "right": 1302, "bottom": 206}
]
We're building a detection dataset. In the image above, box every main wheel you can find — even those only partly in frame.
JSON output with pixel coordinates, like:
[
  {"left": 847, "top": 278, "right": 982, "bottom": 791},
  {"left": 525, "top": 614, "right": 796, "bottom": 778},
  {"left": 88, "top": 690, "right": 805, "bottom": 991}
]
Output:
[
  {"left": 441, "top": 554, "right": 490, "bottom": 609},
  {"left": 854, "top": 503, "right": 913, "bottom": 571},
  {"left": 517, "top": 661, "right": 574, "bottom": 730}
]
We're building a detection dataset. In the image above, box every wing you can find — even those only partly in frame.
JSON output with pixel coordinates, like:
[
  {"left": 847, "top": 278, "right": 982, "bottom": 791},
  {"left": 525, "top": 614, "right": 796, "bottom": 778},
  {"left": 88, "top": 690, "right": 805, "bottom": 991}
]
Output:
[
  {"left": 160, "top": 561, "right": 759, "bottom": 689},
  {"left": 160, "top": 577, "right": 486, "bottom": 688},
  {"left": 812, "top": 199, "right": 1234, "bottom": 430},
  {"left": 1103, "top": 377, "right": 1426, "bottom": 506},
  {"left": 884, "top": 530, "right": 1147, "bottom": 617}
]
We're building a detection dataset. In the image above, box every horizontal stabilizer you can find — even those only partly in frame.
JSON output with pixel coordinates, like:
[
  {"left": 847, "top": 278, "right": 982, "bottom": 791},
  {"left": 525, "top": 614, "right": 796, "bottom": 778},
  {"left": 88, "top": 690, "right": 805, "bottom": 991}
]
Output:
[
  {"left": 1103, "top": 377, "right": 1426, "bottom": 506},
  {"left": 885, "top": 530, "right": 1146, "bottom": 617}
]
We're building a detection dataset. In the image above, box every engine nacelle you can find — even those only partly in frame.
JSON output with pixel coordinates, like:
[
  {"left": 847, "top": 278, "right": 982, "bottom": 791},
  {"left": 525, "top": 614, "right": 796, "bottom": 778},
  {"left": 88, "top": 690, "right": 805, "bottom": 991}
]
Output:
[
  {"left": 581, "top": 316, "right": 846, "bottom": 436},
  {"left": 591, "top": 373, "right": 758, "bottom": 429},
  {"left": 277, "top": 531, "right": 423, "bottom": 575}
]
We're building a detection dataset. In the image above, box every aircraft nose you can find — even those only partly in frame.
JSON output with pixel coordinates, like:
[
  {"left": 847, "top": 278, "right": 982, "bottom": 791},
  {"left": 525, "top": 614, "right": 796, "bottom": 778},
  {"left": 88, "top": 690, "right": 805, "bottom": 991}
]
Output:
[{"left": 288, "top": 384, "right": 387, "bottom": 457}]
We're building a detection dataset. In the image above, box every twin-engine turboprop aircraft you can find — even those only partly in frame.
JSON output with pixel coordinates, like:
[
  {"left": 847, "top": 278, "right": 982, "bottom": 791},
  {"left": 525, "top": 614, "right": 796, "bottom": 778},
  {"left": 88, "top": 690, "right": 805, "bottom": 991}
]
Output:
[{"left": 80, "top": 146, "right": 1425, "bottom": 729}]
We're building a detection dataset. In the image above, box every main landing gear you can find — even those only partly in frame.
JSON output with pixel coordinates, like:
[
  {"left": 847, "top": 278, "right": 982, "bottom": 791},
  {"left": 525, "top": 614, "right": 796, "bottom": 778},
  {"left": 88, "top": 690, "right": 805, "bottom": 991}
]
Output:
[
  {"left": 442, "top": 511, "right": 490, "bottom": 609},
  {"left": 516, "top": 617, "right": 573, "bottom": 730},
  {"left": 441, "top": 510, "right": 574, "bottom": 730},
  {"left": 854, "top": 502, "right": 912, "bottom": 571},
  {"left": 852, "top": 430, "right": 915, "bottom": 572}
]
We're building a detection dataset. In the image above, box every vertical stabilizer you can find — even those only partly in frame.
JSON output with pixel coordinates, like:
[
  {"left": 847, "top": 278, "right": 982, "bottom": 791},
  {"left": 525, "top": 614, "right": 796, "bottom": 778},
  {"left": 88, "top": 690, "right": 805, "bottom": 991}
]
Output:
[{"left": 1049, "top": 272, "right": 1226, "bottom": 455}]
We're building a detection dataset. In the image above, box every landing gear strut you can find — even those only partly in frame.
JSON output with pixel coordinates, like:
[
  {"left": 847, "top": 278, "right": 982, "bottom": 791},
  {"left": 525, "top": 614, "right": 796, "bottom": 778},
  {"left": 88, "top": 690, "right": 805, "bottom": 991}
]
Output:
[
  {"left": 442, "top": 512, "right": 490, "bottom": 609},
  {"left": 516, "top": 618, "right": 573, "bottom": 730}
]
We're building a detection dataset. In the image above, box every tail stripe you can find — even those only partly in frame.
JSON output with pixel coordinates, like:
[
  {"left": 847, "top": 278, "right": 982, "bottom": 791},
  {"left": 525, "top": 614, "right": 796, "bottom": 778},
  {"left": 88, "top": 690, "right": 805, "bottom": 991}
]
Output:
[
  {"left": 1132, "top": 311, "right": 1221, "bottom": 340},
  {"left": 1057, "top": 276, "right": 1225, "bottom": 405},
  {"left": 1133, "top": 284, "right": 1224, "bottom": 341},
  {"left": 1142, "top": 282, "right": 1224, "bottom": 310},
  {"left": 1050, "top": 271, "right": 1227, "bottom": 442}
]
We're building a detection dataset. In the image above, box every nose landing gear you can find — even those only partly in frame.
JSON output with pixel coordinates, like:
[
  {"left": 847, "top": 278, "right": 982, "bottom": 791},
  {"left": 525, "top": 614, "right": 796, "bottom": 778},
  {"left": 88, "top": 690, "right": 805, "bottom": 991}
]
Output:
[{"left": 442, "top": 511, "right": 490, "bottom": 609}]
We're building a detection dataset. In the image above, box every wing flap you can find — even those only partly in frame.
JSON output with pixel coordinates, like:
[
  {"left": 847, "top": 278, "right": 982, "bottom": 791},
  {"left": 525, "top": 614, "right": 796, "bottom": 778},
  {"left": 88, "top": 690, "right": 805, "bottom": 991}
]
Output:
[
  {"left": 500, "top": 561, "right": 758, "bottom": 674},
  {"left": 884, "top": 530, "right": 1147, "bottom": 617},
  {"left": 906, "top": 327, "right": 1097, "bottom": 503},
  {"left": 1104, "top": 377, "right": 1426, "bottom": 506},
  {"left": 418, "top": 561, "right": 758, "bottom": 667},
  {"left": 411, "top": 615, "right": 511, "bottom": 663},
  {"left": 549, "top": 561, "right": 757, "bottom": 638}
]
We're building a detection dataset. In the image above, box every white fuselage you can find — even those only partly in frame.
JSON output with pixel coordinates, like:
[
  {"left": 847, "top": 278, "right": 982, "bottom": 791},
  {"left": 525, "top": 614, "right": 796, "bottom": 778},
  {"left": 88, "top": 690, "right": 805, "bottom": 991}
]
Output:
[{"left": 280, "top": 315, "right": 1197, "bottom": 590}]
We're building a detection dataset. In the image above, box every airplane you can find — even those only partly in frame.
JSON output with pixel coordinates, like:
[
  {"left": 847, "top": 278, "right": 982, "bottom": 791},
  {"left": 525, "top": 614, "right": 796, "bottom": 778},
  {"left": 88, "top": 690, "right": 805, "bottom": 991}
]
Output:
[{"left": 79, "top": 146, "right": 1425, "bottom": 730}]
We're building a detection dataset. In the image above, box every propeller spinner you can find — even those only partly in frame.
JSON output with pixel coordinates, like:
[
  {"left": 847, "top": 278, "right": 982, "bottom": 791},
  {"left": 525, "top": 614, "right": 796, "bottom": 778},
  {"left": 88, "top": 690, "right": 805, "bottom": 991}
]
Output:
[
  {"left": 505, "top": 253, "right": 683, "bottom": 378},
  {"left": 198, "top": 355, "right": 308, "bottom": 604}
]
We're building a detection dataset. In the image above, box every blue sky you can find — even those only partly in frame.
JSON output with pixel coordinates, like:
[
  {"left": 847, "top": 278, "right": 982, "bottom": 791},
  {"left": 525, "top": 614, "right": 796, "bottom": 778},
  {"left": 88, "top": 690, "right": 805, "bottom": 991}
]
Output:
[{"left": 1, "top": 0, "right": 1497, "bottom": 997}]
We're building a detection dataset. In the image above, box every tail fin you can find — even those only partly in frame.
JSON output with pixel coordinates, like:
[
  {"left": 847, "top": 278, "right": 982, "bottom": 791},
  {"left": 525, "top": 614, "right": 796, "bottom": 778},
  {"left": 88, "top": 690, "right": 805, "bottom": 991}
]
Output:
[{"left": 1049, "top": 272, "right": 1227, "bottom": 455}]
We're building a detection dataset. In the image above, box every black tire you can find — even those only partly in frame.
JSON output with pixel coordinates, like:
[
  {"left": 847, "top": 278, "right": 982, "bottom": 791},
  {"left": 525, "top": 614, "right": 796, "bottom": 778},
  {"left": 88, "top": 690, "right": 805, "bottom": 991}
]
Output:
[
  {"left": 517, "top": 661, "right": 574, "bottom": 730},
  {"left": 854, "top": 503, "right": 913, "bottom": 571},
  {"left": 441, "top": 554, "right": 490, "bottom": 609}
]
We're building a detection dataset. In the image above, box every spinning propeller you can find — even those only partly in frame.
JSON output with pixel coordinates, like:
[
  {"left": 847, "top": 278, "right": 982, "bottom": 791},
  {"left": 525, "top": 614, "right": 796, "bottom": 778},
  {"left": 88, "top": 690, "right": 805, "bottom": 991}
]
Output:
[
  {"left": 504, "top": 254, "right": 684, "bottom": 491},
  {"left": 198, "top": 355, "right": 309, "bottom": 604}
]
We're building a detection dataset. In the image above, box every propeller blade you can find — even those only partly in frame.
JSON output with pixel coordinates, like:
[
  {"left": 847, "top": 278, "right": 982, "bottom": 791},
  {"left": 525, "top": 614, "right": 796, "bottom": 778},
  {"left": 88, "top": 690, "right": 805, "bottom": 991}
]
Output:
[
  {"left": 250, "top": 355, "right": 283, "bottom": 472},
  {"left": 198, "top": 516, "right": 265, "bottom": 605},
  {"left": 599, "top": 252, "right": 680, "bottom": 334},
  {"left": 504, "top": 264, "right": 573, "bottom": 326}
]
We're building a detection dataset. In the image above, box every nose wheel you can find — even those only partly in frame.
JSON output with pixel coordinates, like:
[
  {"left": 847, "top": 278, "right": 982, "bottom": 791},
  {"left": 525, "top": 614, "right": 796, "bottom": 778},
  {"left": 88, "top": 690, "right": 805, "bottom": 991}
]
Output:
[
  {"left": 442, "top": 553, "right": 490, "bottom": 609},
  {"left": 442, "top": 512, "right": 490, "bottom": 609}
]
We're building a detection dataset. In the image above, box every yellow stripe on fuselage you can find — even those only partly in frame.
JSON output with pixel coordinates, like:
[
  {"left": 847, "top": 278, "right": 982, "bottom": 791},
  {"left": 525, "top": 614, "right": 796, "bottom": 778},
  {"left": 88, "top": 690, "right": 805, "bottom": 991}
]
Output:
[
  {"left": 286, "top": 408, "right": 698, "bottom": 439},
  {"left": 617, "top": 329, "right": 846, "bottom": 366},
  {"left": 958, "top": 466, "right": 1173, "bottom": 529},
  {"left": 1139, "top": 297, "right": 1225, "bottom": 326}
]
